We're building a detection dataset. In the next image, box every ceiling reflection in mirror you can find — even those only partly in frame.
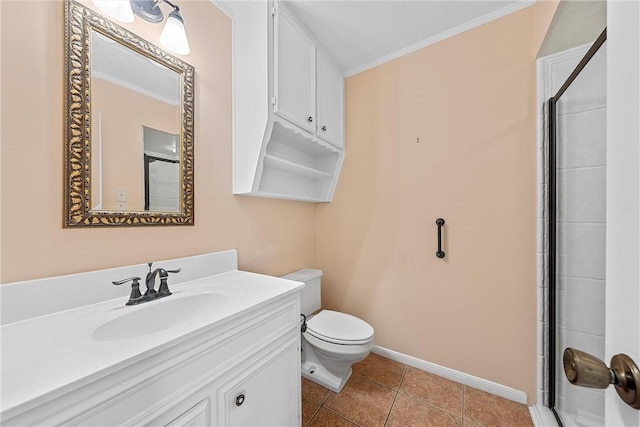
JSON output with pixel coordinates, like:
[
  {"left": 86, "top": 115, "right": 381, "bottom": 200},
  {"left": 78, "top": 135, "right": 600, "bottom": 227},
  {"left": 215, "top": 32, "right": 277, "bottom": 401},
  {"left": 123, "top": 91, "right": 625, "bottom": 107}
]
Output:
[{"left": 64, "top": 0, "right": 194, "bottom": 227}]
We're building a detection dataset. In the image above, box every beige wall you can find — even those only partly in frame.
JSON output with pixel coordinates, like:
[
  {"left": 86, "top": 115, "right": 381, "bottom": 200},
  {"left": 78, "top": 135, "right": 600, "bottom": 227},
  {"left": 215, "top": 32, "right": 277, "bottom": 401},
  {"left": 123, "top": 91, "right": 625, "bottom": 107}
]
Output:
[
  {"left": 0, "top": 0, "right": 316, "bottom": 282},
  {"left": 317, "top": 6, "right": 543, "bottom": 401},
  {"left": 92, "top": 78, "right": 179, "bottom": 211}
]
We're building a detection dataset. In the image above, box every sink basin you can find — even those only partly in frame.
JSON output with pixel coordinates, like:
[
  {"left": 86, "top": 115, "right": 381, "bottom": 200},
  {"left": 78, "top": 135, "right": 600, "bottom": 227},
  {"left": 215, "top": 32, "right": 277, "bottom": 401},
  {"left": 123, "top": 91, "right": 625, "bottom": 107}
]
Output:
[{"left": 92, "top": 293, "right": 229, "bottom": 341}]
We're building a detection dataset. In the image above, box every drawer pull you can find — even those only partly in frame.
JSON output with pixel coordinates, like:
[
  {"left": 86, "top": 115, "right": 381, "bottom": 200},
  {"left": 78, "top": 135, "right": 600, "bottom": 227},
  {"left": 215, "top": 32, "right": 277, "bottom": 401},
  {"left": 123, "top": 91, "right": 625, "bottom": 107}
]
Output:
[{"left": 235, "top": 393, "right": 245, "bottom": 407}]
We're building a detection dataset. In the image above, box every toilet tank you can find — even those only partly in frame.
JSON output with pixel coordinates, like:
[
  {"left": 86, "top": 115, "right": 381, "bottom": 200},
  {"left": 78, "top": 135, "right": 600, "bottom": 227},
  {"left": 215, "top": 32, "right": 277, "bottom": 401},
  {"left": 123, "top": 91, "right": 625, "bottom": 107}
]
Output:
[{"left": 282, "top": 269, "right": 322, "bottom": 316}]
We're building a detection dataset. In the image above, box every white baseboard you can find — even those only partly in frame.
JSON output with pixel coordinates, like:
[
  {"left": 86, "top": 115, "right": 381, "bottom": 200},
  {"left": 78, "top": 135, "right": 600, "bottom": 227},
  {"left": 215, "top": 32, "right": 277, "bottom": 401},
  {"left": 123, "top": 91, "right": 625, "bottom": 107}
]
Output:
[
  {"left": 372, "top": 345, "right": 529, "bottom": 405},
  {"left": 529, "top": 403, "right": 560, "bottom": 427}
]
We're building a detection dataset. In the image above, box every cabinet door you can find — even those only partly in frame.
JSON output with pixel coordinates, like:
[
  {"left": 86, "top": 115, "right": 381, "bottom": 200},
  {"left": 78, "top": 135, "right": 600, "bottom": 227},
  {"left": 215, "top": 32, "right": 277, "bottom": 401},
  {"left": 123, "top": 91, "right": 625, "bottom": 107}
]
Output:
[
  {"left": 222, "top": 340, "right": 300, "bottom": 426},
  {"left": 316, "top": 50, "right": 344, "bottom": 149},
  {"left": 274, "top": 6, "right": 316, "bottom": 133}
]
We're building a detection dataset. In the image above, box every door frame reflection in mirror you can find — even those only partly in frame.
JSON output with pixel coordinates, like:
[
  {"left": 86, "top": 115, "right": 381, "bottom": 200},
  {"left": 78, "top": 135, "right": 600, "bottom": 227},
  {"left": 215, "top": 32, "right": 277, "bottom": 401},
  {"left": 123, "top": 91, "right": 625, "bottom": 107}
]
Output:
[
  {"left": 143, "top": 126, "right": 180, "bottom": 212},
  {"left": 63, "top": 0, "right": 195, "bottom": 227}
]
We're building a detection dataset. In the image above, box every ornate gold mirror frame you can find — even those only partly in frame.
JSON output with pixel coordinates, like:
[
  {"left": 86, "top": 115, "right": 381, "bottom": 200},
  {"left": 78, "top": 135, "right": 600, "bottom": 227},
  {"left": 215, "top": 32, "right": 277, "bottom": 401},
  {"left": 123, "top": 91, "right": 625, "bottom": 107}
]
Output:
[{"left": 64, "top": 0, "right": 194, "bottom": 227}]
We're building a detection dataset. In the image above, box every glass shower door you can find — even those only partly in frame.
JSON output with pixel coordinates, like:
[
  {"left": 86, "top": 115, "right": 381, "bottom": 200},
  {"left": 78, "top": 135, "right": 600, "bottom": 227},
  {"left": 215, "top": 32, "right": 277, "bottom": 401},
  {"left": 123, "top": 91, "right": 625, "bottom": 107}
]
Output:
[{"left": 549, "top": 35, "right": 607, "bottom": 426}]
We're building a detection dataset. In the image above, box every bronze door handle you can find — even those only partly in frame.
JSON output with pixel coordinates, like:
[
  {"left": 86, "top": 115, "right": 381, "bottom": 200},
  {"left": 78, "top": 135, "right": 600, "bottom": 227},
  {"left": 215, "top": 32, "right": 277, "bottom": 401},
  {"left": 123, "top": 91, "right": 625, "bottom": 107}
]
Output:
[{"left": 563, "top": 347, "right": 640, "bottom": 409}]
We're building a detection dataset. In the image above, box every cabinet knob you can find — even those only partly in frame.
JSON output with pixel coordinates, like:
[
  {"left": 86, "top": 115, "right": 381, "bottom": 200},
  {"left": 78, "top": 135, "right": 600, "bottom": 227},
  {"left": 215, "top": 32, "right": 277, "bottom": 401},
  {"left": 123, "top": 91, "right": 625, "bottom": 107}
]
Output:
[
  {"left": 307, "top": 116, "right": 313, "bottom": 123},
  {"left": 322, "top": 125, "right": 327, "bottom": 131},
  {"left": 235, "top": 393, "right": 245, "bottom": 407}
]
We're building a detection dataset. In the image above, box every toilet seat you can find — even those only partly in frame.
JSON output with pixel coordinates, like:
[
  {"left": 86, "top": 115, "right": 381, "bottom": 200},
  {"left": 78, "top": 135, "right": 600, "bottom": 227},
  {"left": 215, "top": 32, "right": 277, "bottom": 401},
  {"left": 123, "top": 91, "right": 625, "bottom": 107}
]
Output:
[{"left": 306, "top": 310, "right": 374, "bottom": 345}]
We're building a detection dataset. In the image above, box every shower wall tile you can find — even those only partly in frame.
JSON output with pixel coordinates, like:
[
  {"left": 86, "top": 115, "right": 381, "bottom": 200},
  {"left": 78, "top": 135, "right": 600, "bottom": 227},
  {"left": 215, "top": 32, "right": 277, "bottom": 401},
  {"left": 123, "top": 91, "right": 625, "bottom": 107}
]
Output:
[
  {"left": 557, "top": 109, "right": 606, "bottom": 169},
  {"left": 536, "top": 319, "right": 546, "bottom": 355},
  {"left": 538, "top": 388, "right": 547, "bottom": 409},
  {"left": 556, "top": 45, "right": 607, "bottom": 116},
  {"left": 560, "top": 278, "right": 605, "bottom": 336},
  {"left": 556, "top": 381, "right": 605, "bottom": 426},
  {"left": 536, "top": 278, "right": 548, "bottom": 321},
  {"left": 556, "top": 167, "right": 606, "bottom": 223},
  {"left": 541, "top": 43, "right": 606, "bottom": 414},
  {"left": 537, "top": 183, "right": 549, "bottom": 221},
  {"left": 556, "top": 223, "right": 606, "bottom": 279},
  {"left": 537, "top": 321, "right": 548, "bottom": 357},
  {"left": 537, "top": 352, "right": 548, "bottom": 405},
  {"left": 557, "top": 96, "right": 606, "bottom": 116},
  {"left": 556, "top": 329, "right": 605, "bottom": 361},
  {"left": 541, "top": 252, "right": 548, "bottom": 284},
  {"left": 542, "top": 223, "right": 548, "bottom": 254},
  {"left": 537, "top": 147, "right": 548, "bottom": 184},
  {"left": 550, "top": 58, "right": 579, "bottom": 95},
  {"left": 537, "top": 355, "right": 545, "bottom": 390},
  {"left": 537, "top": 219, "right": 544, "bottom": 254}
]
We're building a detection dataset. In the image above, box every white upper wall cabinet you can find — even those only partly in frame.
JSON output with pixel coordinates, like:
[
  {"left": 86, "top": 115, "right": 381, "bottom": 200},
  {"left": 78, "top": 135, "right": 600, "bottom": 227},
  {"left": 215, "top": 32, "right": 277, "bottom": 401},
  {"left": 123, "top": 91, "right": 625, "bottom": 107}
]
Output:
[
  {"left": 316, "top": 50, "right": 345, "bottom": 149},
  {"left": 274, "top": 8, "right": 316, "bottom": 134},
  {"left": 231, "top": 0, "right": 345, "bottom": 203}
]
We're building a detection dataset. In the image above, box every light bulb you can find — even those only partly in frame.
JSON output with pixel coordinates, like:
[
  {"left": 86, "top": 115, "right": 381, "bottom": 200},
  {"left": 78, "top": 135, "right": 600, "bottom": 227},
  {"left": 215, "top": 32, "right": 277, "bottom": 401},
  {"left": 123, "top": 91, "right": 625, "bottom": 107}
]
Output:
[
  {"left": 92, "top": 0, "right": 135, "bottom": 23},
  {"left": 159, "top": 10, "right": 190, "bottom": 55}
]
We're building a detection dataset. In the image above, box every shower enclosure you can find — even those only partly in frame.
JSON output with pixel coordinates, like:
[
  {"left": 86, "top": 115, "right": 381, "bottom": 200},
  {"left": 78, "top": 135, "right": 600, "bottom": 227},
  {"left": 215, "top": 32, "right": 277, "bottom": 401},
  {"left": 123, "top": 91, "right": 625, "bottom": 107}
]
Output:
[{"left": 547, "top": 31, "right": 607, "bottom": 426}]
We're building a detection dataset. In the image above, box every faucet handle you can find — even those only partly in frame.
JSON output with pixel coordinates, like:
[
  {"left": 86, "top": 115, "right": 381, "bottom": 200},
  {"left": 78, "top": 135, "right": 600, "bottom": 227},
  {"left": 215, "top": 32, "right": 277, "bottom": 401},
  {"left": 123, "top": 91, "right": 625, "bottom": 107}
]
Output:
[
  {"left": 112, "top": 277, "right": 143, "bottom": 306},
  {"left": 112, "top": 277, "right": 142, "bottom": 286},
  {"left": 157, "top": 268, "right": 180, "bottom": 296}
]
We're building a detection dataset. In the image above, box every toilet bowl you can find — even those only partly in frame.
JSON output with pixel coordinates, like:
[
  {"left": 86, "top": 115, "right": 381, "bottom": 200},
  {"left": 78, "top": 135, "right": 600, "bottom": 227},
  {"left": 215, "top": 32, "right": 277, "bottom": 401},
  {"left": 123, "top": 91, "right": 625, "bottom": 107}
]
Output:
[{"left": 282, "top": 269, "right": 374, "bottom": 393}]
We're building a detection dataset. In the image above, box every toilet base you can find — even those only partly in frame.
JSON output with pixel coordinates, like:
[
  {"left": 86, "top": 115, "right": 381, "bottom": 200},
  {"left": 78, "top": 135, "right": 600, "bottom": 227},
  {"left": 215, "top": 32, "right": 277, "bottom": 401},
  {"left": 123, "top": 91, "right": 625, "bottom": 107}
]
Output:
[{"left": 301, "top": 360, "right": 352, "bottom": 393}]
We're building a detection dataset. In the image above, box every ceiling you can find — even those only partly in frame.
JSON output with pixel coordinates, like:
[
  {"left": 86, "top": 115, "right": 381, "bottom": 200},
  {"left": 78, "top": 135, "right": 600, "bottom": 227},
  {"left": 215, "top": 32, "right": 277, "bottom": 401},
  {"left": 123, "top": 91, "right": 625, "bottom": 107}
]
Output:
[{"left": 281, "top": 0, "right": 534, "bottom": 76}]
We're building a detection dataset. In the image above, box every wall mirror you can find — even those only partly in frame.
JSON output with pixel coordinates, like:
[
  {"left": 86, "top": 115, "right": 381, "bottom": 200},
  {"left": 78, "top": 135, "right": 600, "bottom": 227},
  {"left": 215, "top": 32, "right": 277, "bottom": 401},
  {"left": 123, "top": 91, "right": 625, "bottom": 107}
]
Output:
[{"left": 64, "top": 0, "right": 194, "bottom": 227}]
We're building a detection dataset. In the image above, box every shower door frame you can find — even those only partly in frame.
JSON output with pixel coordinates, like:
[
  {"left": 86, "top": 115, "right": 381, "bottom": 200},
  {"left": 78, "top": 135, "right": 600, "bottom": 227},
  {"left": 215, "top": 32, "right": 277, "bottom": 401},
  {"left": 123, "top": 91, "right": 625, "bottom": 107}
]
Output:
[{"left": 547, "top": 28, "right": 607, "bottom": 425}]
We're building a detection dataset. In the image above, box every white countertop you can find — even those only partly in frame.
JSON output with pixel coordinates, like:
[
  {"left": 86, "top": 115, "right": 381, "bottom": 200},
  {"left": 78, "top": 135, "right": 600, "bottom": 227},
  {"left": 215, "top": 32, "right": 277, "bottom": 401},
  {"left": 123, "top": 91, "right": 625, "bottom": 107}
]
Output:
[{"left": 0, "top": 270, "right": 303, "bottom": 419}]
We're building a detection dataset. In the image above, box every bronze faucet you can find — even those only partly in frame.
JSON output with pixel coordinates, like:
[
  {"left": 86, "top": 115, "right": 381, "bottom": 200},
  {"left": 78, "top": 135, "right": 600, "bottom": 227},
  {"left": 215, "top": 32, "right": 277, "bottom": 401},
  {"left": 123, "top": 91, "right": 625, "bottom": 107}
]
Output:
[{"left": 112, "top": 262, "right": 181, "bottom": 306}]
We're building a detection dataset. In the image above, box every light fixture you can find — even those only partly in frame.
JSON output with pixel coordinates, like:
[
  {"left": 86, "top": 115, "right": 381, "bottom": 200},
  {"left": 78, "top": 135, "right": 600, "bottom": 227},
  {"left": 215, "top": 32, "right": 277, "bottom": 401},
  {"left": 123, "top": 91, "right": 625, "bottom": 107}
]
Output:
[
  {"left": 158, "top": 8, "right": 190, "bottom": 55},
  {"left": 92, "top": 0, "right": 190, "bottom": 55}
]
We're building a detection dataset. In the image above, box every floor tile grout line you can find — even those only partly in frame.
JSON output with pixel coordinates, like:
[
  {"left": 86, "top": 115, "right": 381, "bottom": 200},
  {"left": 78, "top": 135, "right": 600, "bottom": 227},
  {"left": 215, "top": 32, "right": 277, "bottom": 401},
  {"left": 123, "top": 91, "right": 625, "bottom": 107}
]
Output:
[
  {"left": 398, "top": 363, "right": 408, "bottom": 389},
  {"left": 383, "top": 364, "right": 408, "bottom": 427},
  {"left": 396, "top": 364, "right": 468, "bottom": 420},
  {"left": 352, "top": 372, "right": 404, "bottom": 394},
  {"left": 395, "top": 389, "right": 465, "bottom": 422},
  {"left": 322, "top": 406, "right": 362, "bottom": 426},
  {"left": 341, "top": 374, "right": 400, "bottom": 426},
  {"left": 305, "top": 403, "right": 321, "bottom": 427},
  {"left": 383, "top": 389, "right": 399, "bottom": 427},
  {"left": 462, "top": 385, "right": 466, "bottom": 423}
]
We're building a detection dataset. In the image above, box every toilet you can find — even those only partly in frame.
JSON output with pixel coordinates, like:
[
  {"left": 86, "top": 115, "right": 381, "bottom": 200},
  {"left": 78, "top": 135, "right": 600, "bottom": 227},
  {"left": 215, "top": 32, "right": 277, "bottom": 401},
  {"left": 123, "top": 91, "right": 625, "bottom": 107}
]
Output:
[{"left": 282, "top": 269, "right": 374, "bottom": 393}]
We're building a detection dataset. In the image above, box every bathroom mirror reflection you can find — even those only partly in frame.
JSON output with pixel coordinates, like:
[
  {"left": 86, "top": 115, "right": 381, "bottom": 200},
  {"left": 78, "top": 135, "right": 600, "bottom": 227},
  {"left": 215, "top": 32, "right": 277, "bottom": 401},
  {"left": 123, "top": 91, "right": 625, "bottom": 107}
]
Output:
[{"left": 64, "top": 0, "right": 194, "bottom": 227}]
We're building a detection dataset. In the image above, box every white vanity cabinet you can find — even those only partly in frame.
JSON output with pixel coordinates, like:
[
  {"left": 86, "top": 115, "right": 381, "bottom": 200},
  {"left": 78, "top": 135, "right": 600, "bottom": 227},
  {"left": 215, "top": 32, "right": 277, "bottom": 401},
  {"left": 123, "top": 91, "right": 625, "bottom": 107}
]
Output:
[
  {"left": 232, "top": 0, "right": 345, "bottom": 202},
  {"left": 99, "top": 298, "right": 300, "bottom": 427},
  {"left": 159, "top": 335, "right": 299, "bottom": 427},
  {"left": 221, "top": 338, "right": 299, "bottom": 426},
  {"left": 152, "top": 333, "right": 300, "bottom": 427},
  {"left": 1, "top": 282, "right": 302, "bottom": 427}
]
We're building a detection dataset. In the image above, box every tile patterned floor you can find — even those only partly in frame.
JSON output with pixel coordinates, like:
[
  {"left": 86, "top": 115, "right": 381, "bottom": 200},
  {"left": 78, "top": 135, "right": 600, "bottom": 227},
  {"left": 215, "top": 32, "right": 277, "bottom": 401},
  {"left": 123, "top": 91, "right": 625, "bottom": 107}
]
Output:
[{"left": 301, "top": 353, "right": 533, "bottom": 427}]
